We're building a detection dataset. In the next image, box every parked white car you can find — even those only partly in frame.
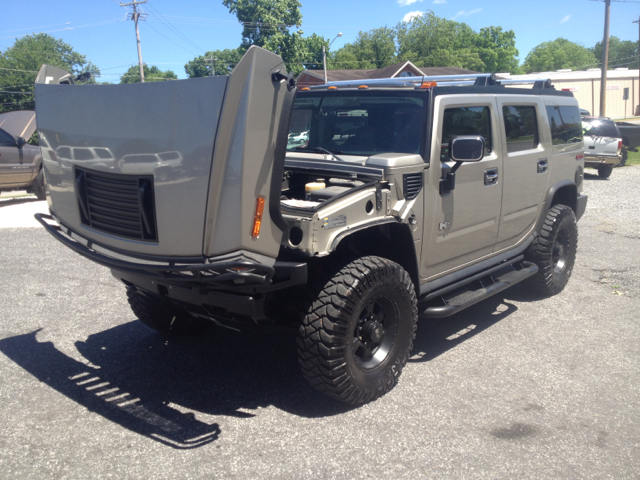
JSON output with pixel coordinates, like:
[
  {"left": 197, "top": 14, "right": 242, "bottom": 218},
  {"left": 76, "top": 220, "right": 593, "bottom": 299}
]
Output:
[{"left": 582, "top": 116, "right": 622, "bottom": 179}]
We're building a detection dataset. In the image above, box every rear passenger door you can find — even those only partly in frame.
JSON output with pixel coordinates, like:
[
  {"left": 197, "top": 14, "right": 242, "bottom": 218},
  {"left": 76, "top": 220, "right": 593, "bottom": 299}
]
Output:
[{"left": 494, "top": 96, "right": 549, "bottom": 250}]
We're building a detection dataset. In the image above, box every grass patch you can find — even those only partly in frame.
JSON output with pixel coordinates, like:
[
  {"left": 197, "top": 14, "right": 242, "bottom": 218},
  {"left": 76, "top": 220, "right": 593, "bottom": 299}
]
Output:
[{"left": 624, "top": 148, "right": 640, "bottom": 166}]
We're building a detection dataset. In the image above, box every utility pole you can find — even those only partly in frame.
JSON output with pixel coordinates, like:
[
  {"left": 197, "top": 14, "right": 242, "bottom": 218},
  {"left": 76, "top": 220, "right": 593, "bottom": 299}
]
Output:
[
  {"left": 599, "top": 0, "right": 611, "bottom": 117},
  {"left": 323, "top": 32, "right": 343, "bottom": 84},
  {"left": 121, "top": 1, "right": 148, "bottom": 83},
  {"left": 634, "top": 16, "right": 640, "bottom": 116}
]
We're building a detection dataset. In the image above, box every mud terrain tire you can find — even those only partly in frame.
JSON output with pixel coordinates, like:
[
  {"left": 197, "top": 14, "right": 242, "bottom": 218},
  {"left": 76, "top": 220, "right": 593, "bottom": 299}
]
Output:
[
  {"left": 297, "top": 256, "right": 417, "bottom": 405},
  {"left": 126, "top": 287, "right": 209, "bottom": 336},
  {"left": 525, "top": 205, "right": 578, "bottom": 297}
]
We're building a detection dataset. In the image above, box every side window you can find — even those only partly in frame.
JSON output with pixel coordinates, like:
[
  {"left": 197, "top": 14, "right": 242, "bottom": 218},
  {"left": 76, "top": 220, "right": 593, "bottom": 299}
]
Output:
[
  {"left": 546, "top": 106, "right": 582, "bottom": 145},
  {"left": 0, "top": 129, "right": 15, "bottom": 147},
  {"left": 503, "top": 106, "right": 538, "bottom": 153},
  {"left": 441, "top": 106, "right": 492, "bottom": 161}
]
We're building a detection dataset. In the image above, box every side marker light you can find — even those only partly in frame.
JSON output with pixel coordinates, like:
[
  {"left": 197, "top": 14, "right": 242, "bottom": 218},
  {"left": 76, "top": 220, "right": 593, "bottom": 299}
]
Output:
[{"left": 251, "top": 196, "right": 266, "bottom": 238}]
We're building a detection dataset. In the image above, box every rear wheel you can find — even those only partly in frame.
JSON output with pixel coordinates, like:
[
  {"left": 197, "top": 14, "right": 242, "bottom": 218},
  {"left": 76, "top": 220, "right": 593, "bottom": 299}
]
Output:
[
  {"left": 126, "top": 287, "right": 210, "bottom": 336},
  {"left": 525, "top": 205, "right": 578, "bottom": 297},
  {"left": 598, "top": 165, "right": 613, "bottom": 179},
  {"left": 297, "top": 256, "right": 417, "bottom": 405}
]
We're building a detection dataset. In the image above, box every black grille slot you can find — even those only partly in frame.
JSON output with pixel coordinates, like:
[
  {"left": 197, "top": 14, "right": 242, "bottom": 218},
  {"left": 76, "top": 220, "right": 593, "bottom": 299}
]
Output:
[
  {"left": 75, "top": 167, "right": 157, "bottom": 241},
  {"left": 403, "top": 172, "right": 423, "bottom": 200}
]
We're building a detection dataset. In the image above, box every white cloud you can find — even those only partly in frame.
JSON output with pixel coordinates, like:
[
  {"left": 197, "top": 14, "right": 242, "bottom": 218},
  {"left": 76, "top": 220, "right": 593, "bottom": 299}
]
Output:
[
  {"left": 434, "top": 0, "right": 447, "bottom": 3},
  {"left": 561, "top": 15, "right": 571, "bottom": 23},
  {"left": 403, "top": 10, "right": 425, "bottom": 22},
  {"left": 398, "top": 0, "right": 423, "bottom": 6},
  {"left": 453, "top": 8, "right": 482, "bottom": 19}
]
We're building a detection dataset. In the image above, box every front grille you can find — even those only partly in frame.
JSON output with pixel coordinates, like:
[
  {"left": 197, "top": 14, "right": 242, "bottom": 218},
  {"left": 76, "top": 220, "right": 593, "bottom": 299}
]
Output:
[
  {"left": 75, "top": 167, "right": 157, "bottom": 241},
  {"left": 403, "top": 172, "right": 423, "bottom": 200}
]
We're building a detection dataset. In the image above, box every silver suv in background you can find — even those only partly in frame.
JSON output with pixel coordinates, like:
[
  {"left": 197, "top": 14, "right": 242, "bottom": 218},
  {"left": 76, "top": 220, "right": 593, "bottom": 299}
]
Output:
[{"left": 581, "top": 116, "right": 622, "bottom": 178}]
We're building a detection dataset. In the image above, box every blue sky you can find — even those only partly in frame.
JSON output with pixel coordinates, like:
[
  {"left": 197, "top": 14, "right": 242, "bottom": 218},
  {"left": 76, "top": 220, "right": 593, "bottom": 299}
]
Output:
[{"left": 2, "top": 0, "right": 639, "bottom": 80}]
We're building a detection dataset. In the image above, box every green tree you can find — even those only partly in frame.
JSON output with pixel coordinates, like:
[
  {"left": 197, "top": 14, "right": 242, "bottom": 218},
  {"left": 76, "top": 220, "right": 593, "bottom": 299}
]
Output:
[
  {"left": 0, "top": 33, "right": 100, "bottom": 112},
  {"left": 185, "top": 48, "right": 244, "bottom": 77},
  {"left": 592, "top": 36, "right": 638, "bottom": 70},
  {"left": 119, "top": 64, "right": 177, "bottom": 83},
  {"left": 302, "top": 33, "right": 329, "bottom": 70},
  {"left": 331, "top": 27, "right": 397, "bottom": 69},
  {"left": 396, "top": 11, "right": 485, "bottom": 71},
  {"left": 523, "top": 38, "right": 597, "bottom": 73},
  {"left": 222, "top": 0, "right": 308, "bottom": 74},
  {"left": 475, "top": 27, "right": 520, "bottom": 73}
]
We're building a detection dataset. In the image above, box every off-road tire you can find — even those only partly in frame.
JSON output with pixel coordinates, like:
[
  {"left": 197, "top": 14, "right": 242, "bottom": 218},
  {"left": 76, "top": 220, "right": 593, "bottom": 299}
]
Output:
[
  {"left": 598, "top": 165, "right": 613, "bottom": 179},
  {"left": 525, "top": 204, "right": 578, "bottom": 297},
  {"left": 297, "top": 256, "right": 417, "bottom": 405},
  {"left": 33, "top": 168, "right": 46, "bottom": 200},
  {"left": 126, "top": 287, "right": 209, "bottom": 336}
]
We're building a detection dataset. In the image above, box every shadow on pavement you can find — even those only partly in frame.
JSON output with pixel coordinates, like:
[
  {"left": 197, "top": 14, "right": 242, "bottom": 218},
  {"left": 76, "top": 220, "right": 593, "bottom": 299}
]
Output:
[
  {"left": 0, "top": 285, "right": 530, "bottom": 449},
  {"left": 0, "top": 321, "right": 351, "bottom": 449},
  {"left": 0, "top": 196, "right": 40, "bottom": 207},
  {"left": 411, "top": 294, "right": 519, "bottom": 362}
]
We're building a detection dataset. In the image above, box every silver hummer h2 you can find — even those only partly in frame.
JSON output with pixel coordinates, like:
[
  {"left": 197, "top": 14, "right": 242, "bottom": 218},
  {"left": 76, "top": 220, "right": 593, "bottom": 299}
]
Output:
[{"left": 34, "top": 47, "right": 587, "bottom": 405}]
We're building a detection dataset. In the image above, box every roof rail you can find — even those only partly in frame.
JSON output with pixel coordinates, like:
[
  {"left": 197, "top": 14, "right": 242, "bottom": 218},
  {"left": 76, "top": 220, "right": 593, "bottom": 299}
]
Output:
[{"left": 311, "top": 73, "right": 555, "bottom": 90}]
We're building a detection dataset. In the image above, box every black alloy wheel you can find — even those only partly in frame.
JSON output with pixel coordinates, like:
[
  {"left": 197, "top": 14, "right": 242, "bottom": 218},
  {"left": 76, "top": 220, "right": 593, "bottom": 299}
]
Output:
[{"left": 297, "top": 256, "right": 417, "bottom": 405}]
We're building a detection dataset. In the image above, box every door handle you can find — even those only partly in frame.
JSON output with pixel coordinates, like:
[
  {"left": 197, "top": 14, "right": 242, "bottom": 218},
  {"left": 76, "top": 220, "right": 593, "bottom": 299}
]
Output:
[
  {"left": 537, "top": 158, "right": 548, "bottom": 174},
  {"left": 484, "top": 168, "right": 498, "bottom": 186}
]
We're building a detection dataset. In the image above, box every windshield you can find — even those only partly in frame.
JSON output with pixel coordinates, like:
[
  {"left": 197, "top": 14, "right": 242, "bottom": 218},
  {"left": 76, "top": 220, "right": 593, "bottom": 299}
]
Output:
[{"left": 287, "top": 91, "right": 426, "bottom": 156}]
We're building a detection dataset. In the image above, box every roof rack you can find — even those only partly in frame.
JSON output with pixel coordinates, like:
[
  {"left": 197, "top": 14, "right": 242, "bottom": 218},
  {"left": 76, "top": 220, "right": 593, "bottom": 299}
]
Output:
[{"left": 311, "top": 74, "right": 555, "bottom": 90}]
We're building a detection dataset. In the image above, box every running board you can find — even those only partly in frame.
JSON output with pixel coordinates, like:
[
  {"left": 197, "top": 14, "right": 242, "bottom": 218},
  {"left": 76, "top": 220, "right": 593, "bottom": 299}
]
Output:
[{"left": 421, "top": 261, "right": 538, "bottom": 318}]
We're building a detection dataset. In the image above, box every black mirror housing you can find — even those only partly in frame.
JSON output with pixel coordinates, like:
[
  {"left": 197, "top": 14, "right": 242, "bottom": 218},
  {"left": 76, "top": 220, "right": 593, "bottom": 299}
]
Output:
[
  {"left": 16, "top": 137, "right": 26, "bottom": 148},
  {"left": 450, "top": 136, "right": 485, "bottom": 162}
]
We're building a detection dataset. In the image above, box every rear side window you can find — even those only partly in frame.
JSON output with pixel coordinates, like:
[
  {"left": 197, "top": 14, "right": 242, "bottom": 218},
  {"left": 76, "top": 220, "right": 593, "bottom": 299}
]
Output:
[
  {"left": 546, "top": 106, "right": 582, "bottom": 145},
  {"left": 503, "top": 106, "right": 538, "bottom": 153},
  {"left": 441, "top": 106, "right": 492, "bottom": 161}
]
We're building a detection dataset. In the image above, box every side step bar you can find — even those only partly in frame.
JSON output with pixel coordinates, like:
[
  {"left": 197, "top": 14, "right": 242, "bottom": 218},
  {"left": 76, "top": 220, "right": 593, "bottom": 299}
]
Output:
[{"left": 420, "top": 260, "right": 538, "bottom": 318}]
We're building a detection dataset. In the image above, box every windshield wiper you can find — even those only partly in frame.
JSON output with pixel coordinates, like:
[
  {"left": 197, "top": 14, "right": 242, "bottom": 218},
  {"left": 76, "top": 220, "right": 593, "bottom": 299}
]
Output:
[
  {"left": 293, "top": 146, "right": 346, "bottom": 161},
  {"left": 313, "top": 146, "right": 346, "bottom": 162}
]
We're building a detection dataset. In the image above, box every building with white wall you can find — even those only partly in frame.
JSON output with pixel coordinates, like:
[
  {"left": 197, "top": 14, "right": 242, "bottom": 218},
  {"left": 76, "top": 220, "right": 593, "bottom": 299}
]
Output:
[{"left": 497, "top": 69, "right": 639, "bottom": 119}]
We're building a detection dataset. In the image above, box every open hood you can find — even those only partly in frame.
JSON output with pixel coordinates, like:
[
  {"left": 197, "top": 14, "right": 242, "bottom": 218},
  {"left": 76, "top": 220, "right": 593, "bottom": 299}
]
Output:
[
  {"left": 0, "top": 110, "right": 37, "bottom": 141},
  {"left": 34, "top": 46, "right": 296, "bottom": 261}
]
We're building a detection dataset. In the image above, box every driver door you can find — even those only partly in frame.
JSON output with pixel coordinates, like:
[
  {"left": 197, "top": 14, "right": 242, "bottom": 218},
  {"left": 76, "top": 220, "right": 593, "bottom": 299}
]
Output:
[{"left": 420, "top": 95, "right": 503, "bottom": 279}]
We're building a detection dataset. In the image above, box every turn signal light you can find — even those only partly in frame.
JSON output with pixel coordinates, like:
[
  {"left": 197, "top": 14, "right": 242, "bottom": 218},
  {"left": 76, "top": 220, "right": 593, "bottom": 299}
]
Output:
[
  {"left": 251, "top": 196, "right": 266, "bottom": 238},
  {"left": 358, "top": 85, "right": 369, "bottom": 89},
  {"left": 420, "top": 82, "right": 437, "bottom": 89},
  {"left": 328, "top": 86, "right": 338, "bottom": 90},
  {"left": 301, "top": 87, "right": 310, "bottom": 91},
  {"left": 576, "top": 154, "right": 584, "bottom": 160},
  {"left": 618, "top": 140, "right": 623, "bottom": 151}
]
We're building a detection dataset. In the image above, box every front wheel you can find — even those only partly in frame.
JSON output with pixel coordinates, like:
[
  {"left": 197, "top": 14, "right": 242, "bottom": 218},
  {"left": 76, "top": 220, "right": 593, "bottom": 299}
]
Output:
[
  {"left": 525, "top": 205, "right": 578, "bottom": 297},
  {"left": 297, "top": 256, "right": 417, "bottom": 405}
]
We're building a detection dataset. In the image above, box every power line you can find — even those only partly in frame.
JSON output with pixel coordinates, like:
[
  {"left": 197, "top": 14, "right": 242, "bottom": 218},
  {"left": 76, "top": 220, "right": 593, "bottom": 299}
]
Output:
[
  {"left": 0, "top": 19, "right": 124, "bottom": 40},
  {"left": 144, "top": 1, "right": 207, "bottom": 53},
  {"left": 144, "top": 21, "right": 201, "bottom": 56}
]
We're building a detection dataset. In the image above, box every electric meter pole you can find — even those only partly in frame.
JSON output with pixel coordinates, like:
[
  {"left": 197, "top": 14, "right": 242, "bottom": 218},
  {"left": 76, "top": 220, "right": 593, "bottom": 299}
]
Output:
[{"left": 121, "top": 1, "right": 148, "bottom": 83}]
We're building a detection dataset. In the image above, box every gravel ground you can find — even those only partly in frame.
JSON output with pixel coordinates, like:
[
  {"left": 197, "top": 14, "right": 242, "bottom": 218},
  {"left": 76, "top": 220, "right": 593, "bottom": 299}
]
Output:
[{"left": 0, "top": 168, "right": 638, "bottom": 479}]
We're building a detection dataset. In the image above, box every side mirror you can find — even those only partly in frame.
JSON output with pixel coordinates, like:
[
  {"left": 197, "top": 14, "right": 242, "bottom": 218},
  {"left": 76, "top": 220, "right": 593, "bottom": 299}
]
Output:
[
  {"left": 16, "top": 137, "right": 26, "bottom": 148},
  {"left": 450, "top": 136, "right": 485, "bottom": 162},
  {"left": 440, "top": 136, "right": 486, "bottom": 196}
]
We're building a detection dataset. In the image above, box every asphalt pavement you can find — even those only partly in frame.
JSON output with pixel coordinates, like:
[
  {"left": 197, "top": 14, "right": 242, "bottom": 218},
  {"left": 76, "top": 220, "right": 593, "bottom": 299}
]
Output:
[{"left": 0, "top": 169, "right": 638, "bottom": 479}]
